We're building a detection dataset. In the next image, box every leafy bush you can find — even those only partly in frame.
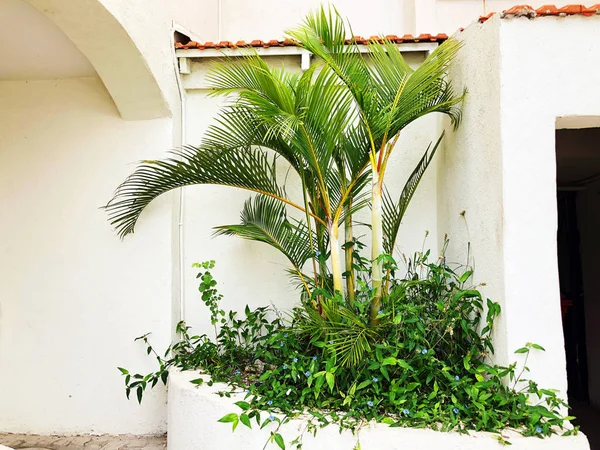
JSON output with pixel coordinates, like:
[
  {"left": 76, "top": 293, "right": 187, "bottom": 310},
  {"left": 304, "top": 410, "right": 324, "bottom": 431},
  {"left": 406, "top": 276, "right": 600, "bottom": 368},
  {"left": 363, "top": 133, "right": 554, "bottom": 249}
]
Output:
[{"left": 119, "top": 253, "right": 576, "bottom": 447}]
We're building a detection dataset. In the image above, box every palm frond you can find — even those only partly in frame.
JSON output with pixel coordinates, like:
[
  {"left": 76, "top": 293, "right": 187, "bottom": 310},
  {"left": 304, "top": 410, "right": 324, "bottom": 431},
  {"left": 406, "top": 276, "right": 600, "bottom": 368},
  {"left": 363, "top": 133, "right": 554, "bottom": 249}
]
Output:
[
  {"left": 390, "top": 39, "right": 465, "bottom": 133},
  {"left": 208, "top": 49, "right": 360, "bottom": 221},
  {"left": 213, "top": 194, "right": 314, "bottom": 271},
  {"left": 105, "top": 146, "right": 286, "bottom": 238},
  {"left": 382, "top": 132, "right": 444, "bottom": 255},
  {"left": 298, "top": 298, "right": 381, "bottom": 367},
  {"left": 287, "top": 6, "right": 375, "bottom": 122},
  {"left": 207, "top": 53, "right": 299, "bottom": 115}
]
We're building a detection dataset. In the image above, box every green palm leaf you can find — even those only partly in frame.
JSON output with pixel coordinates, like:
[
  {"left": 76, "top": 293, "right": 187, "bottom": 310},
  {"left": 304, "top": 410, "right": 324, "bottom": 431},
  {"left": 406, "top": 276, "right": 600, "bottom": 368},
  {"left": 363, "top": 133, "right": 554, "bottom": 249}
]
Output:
[
  {"left": 288, "top": 6, "right": 463, "bottom": 150},
  {"left": 298, "top": 298, "right": 381, "bottom": 367},
  {"left": 382, "top": 132, "right": 444, "bottom": 255},
  {"left": 213, "top": 195, "right": 314, "bottom": 273},
  {"left": 105, "top": 146, "right": 286, "bottom": 238}
]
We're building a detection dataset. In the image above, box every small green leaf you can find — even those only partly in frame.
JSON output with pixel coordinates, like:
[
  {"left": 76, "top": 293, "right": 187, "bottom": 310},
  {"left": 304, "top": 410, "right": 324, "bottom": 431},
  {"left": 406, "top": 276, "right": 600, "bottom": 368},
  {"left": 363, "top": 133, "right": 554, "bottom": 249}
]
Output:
[
  {"left": 118, "top": 367, "right": 129, "bottom": 375},
  {"left": 396, "top": 359, "right": 413, "bottom": 371},
  {"left": 190, "top": 378, "right": 204, "bottom": 385},
  {"left": 218, "top": 413, "right": 239, "bottom": 423},
  {"left": 235, "top": 401, "right": 250, "bottom": 411},
  {"left": 274, "top": 433, "right": 285, "bottom": 449},
  {"left": 326, "top": 372, "right": 335, "bottom": 392},
  {"left": 459, "top": 270, "right": 473, "bottom": 283},
  {"left": 259, "top": 371, "right": 272, "bottom": 381},
  {"left": 218, "top": 413, "right": 239, "bottom": 431},
  {"left": 357, "top": 380, "right": 371, "bottom": 390},
  {"left": 463, "top": 354, "right": 471, "bottom": 371},
  {"left": 240, "top": 413, "right": 252, "bottom": 428},
  {"left": 514, "top": 347, "right": 529, "bottom": 354}
]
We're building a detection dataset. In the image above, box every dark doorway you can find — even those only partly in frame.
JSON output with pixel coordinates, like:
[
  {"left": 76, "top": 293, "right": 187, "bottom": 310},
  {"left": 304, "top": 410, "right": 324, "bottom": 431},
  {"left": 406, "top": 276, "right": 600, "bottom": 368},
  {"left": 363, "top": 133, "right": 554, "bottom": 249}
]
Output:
[
  {"left": 556, "top": 127, "right": 600, "bottom": 448},
  {"left": 557, "top": 191, "right": 588, "bottom": 401}
]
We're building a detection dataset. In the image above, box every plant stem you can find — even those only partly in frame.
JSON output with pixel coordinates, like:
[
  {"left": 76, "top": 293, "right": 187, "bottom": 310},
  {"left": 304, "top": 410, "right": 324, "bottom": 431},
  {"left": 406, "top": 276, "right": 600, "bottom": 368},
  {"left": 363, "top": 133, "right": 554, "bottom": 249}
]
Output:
[
  {"left": 301, "top": 174, "right": 318, "bottom": 287},
  {"left": 344, "top": 201, "right": 355, "bottom": 303},
  {"left": 384, "top": 268, "right": 390, "bottom": 297},
  {"left": 329, "top": 221, "right": 343, "bottom": 295},
  {"left": 370, "top": 171, "right": 383, "bottom": 325},
  {"left": 317, "top": 223, "right": 326, "bottom": 288}
]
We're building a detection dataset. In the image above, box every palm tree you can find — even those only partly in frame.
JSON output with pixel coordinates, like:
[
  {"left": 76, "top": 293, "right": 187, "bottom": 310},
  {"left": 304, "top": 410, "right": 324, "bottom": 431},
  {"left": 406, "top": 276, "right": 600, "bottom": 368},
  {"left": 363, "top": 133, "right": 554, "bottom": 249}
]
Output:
[
  {"left": 287, "top": 7, "right": 464, "bottom": 323},
  {"left": 104, "top": 5, "right": 463, "bottom": 324}
]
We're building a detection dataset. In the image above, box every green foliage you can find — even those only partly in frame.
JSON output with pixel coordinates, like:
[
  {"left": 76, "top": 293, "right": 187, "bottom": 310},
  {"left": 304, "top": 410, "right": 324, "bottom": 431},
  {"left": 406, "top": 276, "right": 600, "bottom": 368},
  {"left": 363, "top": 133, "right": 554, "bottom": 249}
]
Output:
[
  {"left": 120, "top": 258, "right": 576, "bottom": 447},
  {"left": 111, "top": 6, "right": 570, "bottom": 447},
  {"left": 104, "top": 4, "right": 465, "bottom": 324},
  {"left": 120, "top": 261, "right": 285, "bottom": 404}
]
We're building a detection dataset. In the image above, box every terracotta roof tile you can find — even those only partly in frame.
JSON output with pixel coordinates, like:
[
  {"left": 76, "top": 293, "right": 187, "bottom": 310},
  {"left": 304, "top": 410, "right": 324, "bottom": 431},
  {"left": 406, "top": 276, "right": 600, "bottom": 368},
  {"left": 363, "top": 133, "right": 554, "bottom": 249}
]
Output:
[
  {"left": 479, "top": 12, "right": 496, "bottom": 23},
  {"left": 176, "top": 4, "right": 600, "bottom": 52},
  {"left": 176, "top": 34, "right": 448, "bottom": 51},
  {"left": 491, "top": 4, "right": 600, "bottom": 20}
]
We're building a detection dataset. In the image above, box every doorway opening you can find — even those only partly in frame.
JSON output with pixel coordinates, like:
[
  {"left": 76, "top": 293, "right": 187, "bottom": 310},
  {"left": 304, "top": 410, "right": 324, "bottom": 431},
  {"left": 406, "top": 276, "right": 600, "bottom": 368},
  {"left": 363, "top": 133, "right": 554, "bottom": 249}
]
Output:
[{"left": 556, "top": 127, "right": 600, "bottom": 448}]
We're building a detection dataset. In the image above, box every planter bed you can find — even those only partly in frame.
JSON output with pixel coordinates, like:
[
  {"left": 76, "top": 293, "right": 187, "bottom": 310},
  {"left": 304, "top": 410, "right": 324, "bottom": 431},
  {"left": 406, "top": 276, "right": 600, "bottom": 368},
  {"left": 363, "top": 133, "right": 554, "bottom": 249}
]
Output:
[{"left": 167, "top": 370, "right": 590, "bottom": 450}]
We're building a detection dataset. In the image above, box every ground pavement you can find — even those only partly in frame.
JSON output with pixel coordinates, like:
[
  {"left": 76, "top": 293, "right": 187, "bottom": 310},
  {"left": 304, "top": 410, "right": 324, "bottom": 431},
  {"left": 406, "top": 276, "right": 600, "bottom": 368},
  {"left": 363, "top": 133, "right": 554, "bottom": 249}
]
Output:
[{"left": 0, "top": 434, "right": 166, "bottom": 450}]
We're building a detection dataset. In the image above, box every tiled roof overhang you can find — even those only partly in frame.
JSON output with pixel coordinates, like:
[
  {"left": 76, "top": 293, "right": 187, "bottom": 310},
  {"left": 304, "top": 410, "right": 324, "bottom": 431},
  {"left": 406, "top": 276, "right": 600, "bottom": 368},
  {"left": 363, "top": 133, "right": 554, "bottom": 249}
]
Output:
[
  {"left": 480, "top": 4, "right": 600, "bottom": 22},
  {"left": 175, "top": 34, "right": 448, "bottom": 51},
  {"left": 176, "top": 4, "right": 600, "bottom": 52}
]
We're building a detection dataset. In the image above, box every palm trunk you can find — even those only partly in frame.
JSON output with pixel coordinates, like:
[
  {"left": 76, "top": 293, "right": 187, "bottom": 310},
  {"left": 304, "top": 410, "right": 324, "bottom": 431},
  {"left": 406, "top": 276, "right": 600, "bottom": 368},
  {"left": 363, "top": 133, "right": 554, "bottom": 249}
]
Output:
[
  {"left": 370, "top": 171, "right": 383, "bottom": 325},
  {"left": 344, "top": 202, "right": 355, "bottom": 303},
  {"left": 329, "top": 221, "right": 344, "bottom": 295}
]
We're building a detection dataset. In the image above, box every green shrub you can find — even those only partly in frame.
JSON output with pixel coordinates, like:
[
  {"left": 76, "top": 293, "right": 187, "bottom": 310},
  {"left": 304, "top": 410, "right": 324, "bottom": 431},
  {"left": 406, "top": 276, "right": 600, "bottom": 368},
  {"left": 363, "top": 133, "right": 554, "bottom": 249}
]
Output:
[{"left": 119, "top": 251, "right": 576, "bottom": 447}]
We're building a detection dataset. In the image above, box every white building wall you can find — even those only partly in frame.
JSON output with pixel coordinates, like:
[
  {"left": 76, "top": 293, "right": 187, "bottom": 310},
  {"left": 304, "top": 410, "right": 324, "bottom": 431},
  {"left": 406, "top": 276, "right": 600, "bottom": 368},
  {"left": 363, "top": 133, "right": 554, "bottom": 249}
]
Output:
[
  {"left": 442, "top": 14, "right": 600, "bottom": 398},
  {"left": 499, "top": 14, "right": 600, "bottom": 398},
  {"left": 179, "top": 0, "right": 556, "bottom": 43},
  {"left": 4, "top": 0, "right": 597, "bottom": 438},
  {"left": 437, "top": 17, "right": 507, "bottom": 362},
  {"left": 218, "top": 0, "right": 415, "bottom": 42},
  {"left": 0, "top": 78, "right": 173, "bottom": 435}
]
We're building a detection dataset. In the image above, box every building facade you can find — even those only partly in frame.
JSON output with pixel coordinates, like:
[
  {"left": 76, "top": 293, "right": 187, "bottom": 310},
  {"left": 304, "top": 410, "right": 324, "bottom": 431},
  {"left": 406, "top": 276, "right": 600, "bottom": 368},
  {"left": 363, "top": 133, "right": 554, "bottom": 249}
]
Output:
[{"left": 1, "top": 0, "right": 598, "bottom": 440}]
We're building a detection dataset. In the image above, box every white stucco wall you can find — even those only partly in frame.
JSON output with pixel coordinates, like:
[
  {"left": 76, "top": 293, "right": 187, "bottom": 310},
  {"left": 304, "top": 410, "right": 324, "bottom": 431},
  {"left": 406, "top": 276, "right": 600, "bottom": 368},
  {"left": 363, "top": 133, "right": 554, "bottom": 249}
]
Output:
[
  {"left": 437, "top": 15, "right": 507, "bottom": 362},
  {"left": 441, "top": 13, "right": 600, "bottom": 399},
  {"left": 0, "top": 78, "right": 173, "bottom": 434},
  {"left": 179, "top": 51, "right": 442, "bottom": 336},
  {"left": 5, "top": 0, "right": 599, "bottom": 438}
]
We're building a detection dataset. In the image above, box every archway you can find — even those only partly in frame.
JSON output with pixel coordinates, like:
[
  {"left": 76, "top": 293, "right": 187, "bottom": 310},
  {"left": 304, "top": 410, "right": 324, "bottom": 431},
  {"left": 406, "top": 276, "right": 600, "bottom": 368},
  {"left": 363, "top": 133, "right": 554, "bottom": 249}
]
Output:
[{"left": 25, "top": 0, "right": 172, "bottom": 120}]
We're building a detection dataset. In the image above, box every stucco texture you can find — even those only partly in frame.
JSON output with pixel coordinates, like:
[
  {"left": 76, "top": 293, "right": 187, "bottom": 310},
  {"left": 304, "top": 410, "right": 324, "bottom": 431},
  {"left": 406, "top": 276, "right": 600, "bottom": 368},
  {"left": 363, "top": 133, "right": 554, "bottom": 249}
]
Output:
[
  {"left": 0, "top": 78, "right": 173, "bottom": 435},
  {"left": 441, "top": 13, "right": 600, "bottom": 403}
]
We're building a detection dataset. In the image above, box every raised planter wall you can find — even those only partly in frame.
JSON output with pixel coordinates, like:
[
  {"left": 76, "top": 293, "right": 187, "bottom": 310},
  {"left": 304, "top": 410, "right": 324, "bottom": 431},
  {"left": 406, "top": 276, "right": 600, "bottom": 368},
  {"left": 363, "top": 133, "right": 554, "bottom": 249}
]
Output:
[{"left": 167, "top": 371, "right": 590, "bottom": 450}]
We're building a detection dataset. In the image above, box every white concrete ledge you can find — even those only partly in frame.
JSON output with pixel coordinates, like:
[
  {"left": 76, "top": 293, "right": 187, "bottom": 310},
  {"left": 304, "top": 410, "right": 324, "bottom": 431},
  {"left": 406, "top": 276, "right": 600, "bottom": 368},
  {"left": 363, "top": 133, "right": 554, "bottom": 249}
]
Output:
[
  {"left": 0, "top": 445, "right": 13, "bottom": 450},
  {"left": 168, "top": 370, "right": 590, "bottom": 450}
]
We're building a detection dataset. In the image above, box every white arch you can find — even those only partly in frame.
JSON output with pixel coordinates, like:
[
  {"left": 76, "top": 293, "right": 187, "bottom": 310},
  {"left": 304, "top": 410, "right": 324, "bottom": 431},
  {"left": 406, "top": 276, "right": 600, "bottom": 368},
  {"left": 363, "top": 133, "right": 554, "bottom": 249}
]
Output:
[{"left": 26, "top": 0, "right": 172, "bottom": 120}]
